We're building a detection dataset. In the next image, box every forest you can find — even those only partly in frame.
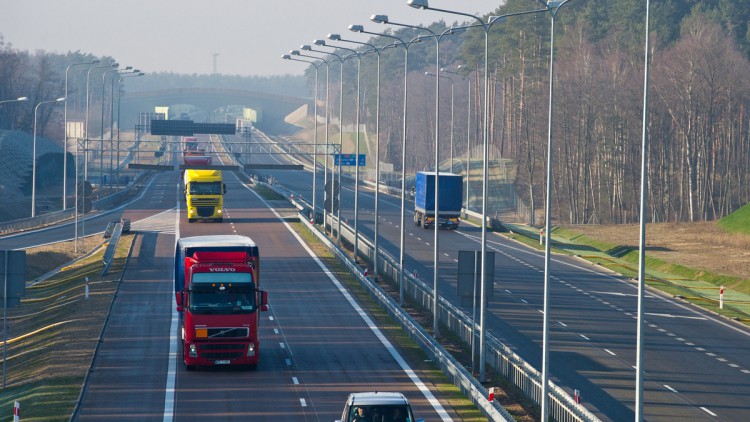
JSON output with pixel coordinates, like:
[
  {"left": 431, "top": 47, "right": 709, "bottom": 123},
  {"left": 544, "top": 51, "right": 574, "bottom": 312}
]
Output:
[{"left": 300, "top": 0, "right": 750, "bottom": 225}]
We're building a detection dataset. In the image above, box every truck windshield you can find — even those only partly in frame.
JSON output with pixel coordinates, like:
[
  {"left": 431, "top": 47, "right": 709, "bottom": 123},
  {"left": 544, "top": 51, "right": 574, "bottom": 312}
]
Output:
[
  {"left": 188, "top": 181, "right": 222, "bottom": 195},
  {"left": 188, "top": 287, "right": 256, "bottom": 314}
]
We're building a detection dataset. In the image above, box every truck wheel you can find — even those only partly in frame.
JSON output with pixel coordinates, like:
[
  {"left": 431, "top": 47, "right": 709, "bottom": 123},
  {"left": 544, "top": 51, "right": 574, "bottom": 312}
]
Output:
[
  {"left": 215, "top": 218, "right": 223, "bottom": 223},
  {"left": 185, "top": 364, "right": 195, "bottom": 371},
  {"left": 245, "top": 364, "right": 258, "bottom": 371},
  {"left": 188, "top": 218, "right": 195, "bottom": 223}
]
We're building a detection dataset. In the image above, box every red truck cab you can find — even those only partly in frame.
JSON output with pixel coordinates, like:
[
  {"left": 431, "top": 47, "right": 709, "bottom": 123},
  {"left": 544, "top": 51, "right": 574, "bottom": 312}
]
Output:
[{"left": 175, "top": 235, "right": 268, "bottom": 370}]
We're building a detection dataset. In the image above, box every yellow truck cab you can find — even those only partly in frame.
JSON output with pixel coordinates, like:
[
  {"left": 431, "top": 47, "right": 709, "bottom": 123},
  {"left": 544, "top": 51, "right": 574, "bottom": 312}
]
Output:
[{"left": 184, "top": 169, "right": 226, "bottom": 223}]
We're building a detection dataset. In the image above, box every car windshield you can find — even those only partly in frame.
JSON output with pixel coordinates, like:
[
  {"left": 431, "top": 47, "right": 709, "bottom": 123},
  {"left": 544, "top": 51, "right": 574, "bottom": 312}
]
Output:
[
  {"left": 188, "top": 181, "right": 222, "bottom": 195},
  {"left": 188, "top": 287, "right": 256, "bottom": 314},
  {"left": 350, "top": 405, "right": 410, "bottom": 422}
]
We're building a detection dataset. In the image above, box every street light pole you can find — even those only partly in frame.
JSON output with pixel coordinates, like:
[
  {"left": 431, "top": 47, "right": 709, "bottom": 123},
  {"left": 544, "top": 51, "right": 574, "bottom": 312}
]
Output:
[
  {"left": 372, "top": 13, "right": 466, "bottom": 338},
  {"left": 333, "top": 32, "right": 398, "bottom": 279},
  {"left": 115, "top": 72, "right": 144, "bottom": 189},
  {"left": 293, "top": 50, "right": 336, "bottom": 230},
  {"left": 445, "top": 65, "right": 475, "bottom": 212},
  {"left": 100, "top": 66, "right": 127, "bottom": 187},
  {"left": 428, "top": 70, "right": 455, "bottom": 171},
  {"left": 63, "top": 59, "right": 98, "bottom": 210},
  {"left": 408, "top": 0, "right": 547, "bottom": 382},
  {"left": 635, "top": 1, "right": 652, "bottom": 420},
  {"left": 110, "top": 68, "right": 137, "bottom": 191},
  {"left": 316, "top": 39, "right": 370, "bottom": 264},
  {"left": 85, "top": 62, "right": 117, "bottom": 181},
  {"left": 355, "top": 24, "right": 425, "bottom": 306},
  {"left": 302, "top": 45, "right": 347, "bottom": 242},
  {"left": 32, "top": 97, "right": 66, "bottom": 218},
  {"left": 283, "top": 54, "right": 321, "bottom": 222}
]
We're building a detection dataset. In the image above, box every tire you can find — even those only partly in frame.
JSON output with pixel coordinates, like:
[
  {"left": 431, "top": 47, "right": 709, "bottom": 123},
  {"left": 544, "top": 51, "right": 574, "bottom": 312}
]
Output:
[
  {"left": 185, "top": 363, "right": 195, "bottom": 371},
  {"left": 188, "top": 218, "right": 195, "bottom": 223}
]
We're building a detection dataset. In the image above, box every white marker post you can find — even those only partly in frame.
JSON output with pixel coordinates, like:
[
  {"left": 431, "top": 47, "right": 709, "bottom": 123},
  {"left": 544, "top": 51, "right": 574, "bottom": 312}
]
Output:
[
  {"left": 85, "top": 276, "right": 90, "bottom": 300},
  {"left": 574, "top": 389, "right": 581, "bottom": 404},
  {"left": 13, "top": 401, "right": 20, "bottom": 422},
  {"left": 720, "top": 286, "right": 724, "bottom": 310},
  {"left": 488, "top": 387, "right": 495, "bottom": 402}
]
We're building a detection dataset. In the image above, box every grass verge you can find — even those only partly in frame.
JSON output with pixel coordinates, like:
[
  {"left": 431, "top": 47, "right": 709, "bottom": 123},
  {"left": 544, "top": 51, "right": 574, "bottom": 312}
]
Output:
[{"left": 0, "top": 234, "right": 135, "bottom": 421}]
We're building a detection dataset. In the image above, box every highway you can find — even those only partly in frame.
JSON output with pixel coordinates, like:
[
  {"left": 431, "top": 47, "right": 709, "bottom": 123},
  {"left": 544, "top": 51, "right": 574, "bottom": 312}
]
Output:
[
  {"left": 248, "top": 130, "right": 750, "bottom": 421},
  {"left": 0, "top": 165, "right": 458, "bottom": 419},
  {"left": 5, "top": 129, "right": 750, "bottom": 420}
]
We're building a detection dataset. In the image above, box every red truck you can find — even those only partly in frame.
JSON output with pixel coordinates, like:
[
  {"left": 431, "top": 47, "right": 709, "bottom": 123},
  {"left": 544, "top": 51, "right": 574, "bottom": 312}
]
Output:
[
  {"left": 174, "top": 235, "right": 268, "bottom": 370},
  {"left": 182, "top": 136, "right": 212, "bottom": 166}
]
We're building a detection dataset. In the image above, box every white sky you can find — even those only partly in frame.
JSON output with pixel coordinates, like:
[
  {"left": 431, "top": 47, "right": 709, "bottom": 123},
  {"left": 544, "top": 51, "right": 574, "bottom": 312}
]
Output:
[{"left": 1, "top": 0, "right": 503, "bottom": 77}]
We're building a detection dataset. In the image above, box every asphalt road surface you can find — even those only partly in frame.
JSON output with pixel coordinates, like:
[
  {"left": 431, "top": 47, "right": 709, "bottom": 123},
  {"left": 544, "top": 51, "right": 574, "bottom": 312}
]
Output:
[
  {"left": 250, "top": 131, "right": 750, "bottom": 422},
  {"left": 66, "top": 167, "right": 458, "bottom": 420}
]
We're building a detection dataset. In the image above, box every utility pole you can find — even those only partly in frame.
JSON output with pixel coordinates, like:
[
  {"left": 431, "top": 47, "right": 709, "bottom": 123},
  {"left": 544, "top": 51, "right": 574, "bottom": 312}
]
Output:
[{"left": 212, "top": 53, "right": 219, "bottom": 74}]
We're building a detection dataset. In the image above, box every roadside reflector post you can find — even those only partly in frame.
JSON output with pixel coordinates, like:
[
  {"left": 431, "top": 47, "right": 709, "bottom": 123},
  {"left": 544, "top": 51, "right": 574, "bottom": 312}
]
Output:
[
  {"left": 13, "top": 401, "right": 20, "bottom": 421},
  {"left": 574, "top": 389, "right": 581, "bottom": 404},
  {"left": 488, "top": 387, "right": 495, "bottom": 402},
  {"left": 85, "top": 276, "right": 90, "bottom": 300},
  {"left": 720, "top": 286, "right": 724, "bottom": 309}
]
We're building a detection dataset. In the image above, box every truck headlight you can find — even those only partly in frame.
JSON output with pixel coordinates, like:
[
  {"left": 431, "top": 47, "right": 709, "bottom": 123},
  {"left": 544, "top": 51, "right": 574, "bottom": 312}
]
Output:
[
  {"left": 189, "top": 344, "right": 198, "bottom": 357},
  {"left": 247, "top": 343, "right": 256, "bottom": 357}
]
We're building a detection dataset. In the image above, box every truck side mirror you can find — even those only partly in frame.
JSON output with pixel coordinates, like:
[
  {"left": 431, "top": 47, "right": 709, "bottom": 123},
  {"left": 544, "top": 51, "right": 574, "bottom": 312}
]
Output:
[
  {"left": 176, "top": 305, "right": 183, "bottom": 313},
  {"left": 176, "top": 292, "right": 183, "bottom": 308},
  {"left": 223, "top": 183, "right": 227, "bottom": 194},
  {"left": 260, "top": 290, "right": 268, "bottom": 311}
]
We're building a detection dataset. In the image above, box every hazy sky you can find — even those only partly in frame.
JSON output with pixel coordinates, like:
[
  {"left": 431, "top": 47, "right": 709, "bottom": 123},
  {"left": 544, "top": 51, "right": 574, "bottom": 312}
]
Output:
[{"left": 1, "top": 0, "right": 503, "bottom": 77}]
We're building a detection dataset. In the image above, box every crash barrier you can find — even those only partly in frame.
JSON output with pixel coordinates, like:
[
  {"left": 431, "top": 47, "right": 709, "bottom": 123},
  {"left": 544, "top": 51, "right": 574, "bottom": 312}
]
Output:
[
  {"left": 101, "top": 222, "right": 123, "bottom": 275},
  {"left": 0, "top": 172, "right": 147, "bottom": 235},
  {"left": 282, "top": 189, "right": 598, "bottom": 422},
  {"left": 300, "top": 214, "right": 514, "bottom": 422},
  {"left": 335, "top": 215, "right": 599, "bottom": 422}
]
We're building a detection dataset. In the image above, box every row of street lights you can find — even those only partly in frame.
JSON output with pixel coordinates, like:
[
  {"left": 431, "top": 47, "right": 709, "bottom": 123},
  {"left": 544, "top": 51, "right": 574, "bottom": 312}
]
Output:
[
  {"left": 2, "top": 60, "right": 145, "bottom": 252},
  {"left": 284, "top": 2, "right": 653, "bottom": 419}
]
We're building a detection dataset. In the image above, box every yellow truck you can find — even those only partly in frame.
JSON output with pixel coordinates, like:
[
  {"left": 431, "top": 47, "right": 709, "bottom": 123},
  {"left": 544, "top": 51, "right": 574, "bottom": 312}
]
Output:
[{"left": 184, "top": 169, "right": 226, "bottom": 223}]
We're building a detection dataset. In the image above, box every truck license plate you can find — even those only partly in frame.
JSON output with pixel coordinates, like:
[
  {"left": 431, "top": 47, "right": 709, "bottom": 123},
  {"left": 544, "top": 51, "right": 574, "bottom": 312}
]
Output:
[{"left": 214, "top": 360, "right": 230, "bottom": 365}]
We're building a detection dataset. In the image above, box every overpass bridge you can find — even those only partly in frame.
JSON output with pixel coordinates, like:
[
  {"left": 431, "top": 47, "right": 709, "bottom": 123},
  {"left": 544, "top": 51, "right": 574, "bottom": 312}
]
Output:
[{"left": 119, "top": 87, "right": 311, "bottom": 135}]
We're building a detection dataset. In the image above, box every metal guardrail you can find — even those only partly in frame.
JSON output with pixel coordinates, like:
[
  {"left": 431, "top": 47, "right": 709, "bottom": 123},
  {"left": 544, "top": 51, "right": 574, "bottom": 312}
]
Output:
[
  {"left": 0, "top": 173, "right": 147, "bottom": 236},
  {"left": 297, "top": 210, "right": 514, "bottom": 422},
  {"left": 278, "top": 186, "right": 598, "bottom": 422}
]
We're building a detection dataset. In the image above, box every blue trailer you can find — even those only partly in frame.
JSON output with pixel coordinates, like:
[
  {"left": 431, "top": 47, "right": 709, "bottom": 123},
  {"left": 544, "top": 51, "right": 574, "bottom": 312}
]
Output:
[{"left": 413, "top": 171, "right": 463, "bottom": 229}]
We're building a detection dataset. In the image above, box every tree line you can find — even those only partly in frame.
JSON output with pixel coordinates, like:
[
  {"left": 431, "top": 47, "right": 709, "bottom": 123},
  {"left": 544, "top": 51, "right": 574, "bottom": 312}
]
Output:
[{"left": 303, "top": 0, "right": 750, "bottom": 225}]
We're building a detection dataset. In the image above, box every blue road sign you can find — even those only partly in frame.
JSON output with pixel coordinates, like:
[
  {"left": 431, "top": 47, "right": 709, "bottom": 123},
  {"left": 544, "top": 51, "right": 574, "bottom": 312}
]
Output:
[{"left": 334, "top": 154, "right": 366, "bottom": 166}]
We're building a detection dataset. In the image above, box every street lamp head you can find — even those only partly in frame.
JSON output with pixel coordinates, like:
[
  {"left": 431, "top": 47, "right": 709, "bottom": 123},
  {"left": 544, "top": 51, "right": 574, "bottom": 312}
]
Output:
[
  {"left": 17, "top": 96, "right": 29, "bottom": 102},
  {"left": 91, "top": 59, "right": 101, "bottom": 64},
  {"left": 301, "top": 44, "right": 312, "bottom": 51},
  {"left": 290, "top": 50, "right": 301, "bottom": 56},
  {"left": 370, "top": 14, "right": 389, "bottom": 24},
  {"left": 137, "top": 72, "right": 145, "bottom": 76},
  {"left": 425, "top": 71, "right": 434, "bottom": 76},
  {"left": 111, "top": 62, "right": 119, "bottom": 67},
  {"left": 281, "top": 54, "right": 291, "bottom": 60},
  {"left": 348, "top": 24, "right": 364, "bottom": 33},
  {"left": 313, "top": 39, "right": 326, "bottom": 46},
  {"left": 448, "top": 27, "right": 467, "bottom": 35},
  {"left": 124, "top": 66, "right": 132, "bottom": 70},
  {"left": 56, "top": 97, "right": 66, "bottom": 102},
  {"left": 407, "top": 0, "right": 429, "bottom": 10}
]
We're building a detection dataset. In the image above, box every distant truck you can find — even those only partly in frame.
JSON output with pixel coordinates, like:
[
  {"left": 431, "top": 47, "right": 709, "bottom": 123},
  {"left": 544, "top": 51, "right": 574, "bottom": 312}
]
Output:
[
  {"left": 183, "top": 136, "right": 212, "bottom": 166},
  {"left": 174, "top": 235, "right": 268, "bottom": 370},
  {"left": 184, "top": 169, "right": 225, "bottom": 222},
  {"left": 413, "top": 171, "right": 462, "bottom": 229}
]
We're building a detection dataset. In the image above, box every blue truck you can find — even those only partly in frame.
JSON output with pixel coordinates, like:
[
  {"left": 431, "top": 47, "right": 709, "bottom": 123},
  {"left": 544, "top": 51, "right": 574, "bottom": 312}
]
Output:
[{"left": 413, "top": 171, "right": 463, "bottom": 229}]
